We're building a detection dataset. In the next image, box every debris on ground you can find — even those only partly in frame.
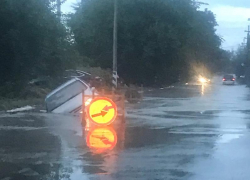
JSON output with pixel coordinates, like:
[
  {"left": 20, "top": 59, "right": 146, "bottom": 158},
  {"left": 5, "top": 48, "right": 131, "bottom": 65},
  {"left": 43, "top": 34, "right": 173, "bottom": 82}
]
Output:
[{"left": 7, "top": 106, "right": 35, "bottom": 113}]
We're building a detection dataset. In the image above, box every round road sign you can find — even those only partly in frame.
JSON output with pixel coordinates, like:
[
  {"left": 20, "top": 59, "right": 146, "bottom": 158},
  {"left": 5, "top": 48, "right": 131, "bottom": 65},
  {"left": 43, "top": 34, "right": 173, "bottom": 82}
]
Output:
[{"left": 87, "top": 97, "right": 117, "bottom": 126}]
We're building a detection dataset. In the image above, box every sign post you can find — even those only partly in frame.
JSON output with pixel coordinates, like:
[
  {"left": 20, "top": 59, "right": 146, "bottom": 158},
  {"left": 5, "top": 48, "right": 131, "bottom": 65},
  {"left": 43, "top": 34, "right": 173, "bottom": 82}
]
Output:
[{"left": 112, "top": 0, "right": 118, "bottom": 91}]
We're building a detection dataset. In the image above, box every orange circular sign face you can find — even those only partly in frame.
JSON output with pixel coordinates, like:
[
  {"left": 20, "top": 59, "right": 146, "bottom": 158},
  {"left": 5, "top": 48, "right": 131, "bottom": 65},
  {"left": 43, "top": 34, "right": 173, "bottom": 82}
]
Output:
[
  {"left": 86, "top": 127, "right": 117, "bottom": 153},
  {"left": 87, "top": 97, "right": 117, "bottom": 126}
]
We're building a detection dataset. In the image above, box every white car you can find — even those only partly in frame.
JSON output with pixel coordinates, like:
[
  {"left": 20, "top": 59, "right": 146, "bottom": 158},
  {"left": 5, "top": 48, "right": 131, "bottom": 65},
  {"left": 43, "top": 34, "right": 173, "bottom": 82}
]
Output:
[
  {"left": 222, "top": 74, "right": 236, "bottom": 85},
  {"left": 45, "top": 78, "right": 93, "bottom": 114}
]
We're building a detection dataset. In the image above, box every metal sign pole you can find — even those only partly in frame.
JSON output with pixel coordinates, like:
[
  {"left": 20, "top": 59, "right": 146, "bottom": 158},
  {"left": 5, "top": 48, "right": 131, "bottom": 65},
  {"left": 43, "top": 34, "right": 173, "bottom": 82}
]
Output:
[
  {"left": 81, "top": 90, "right": 86, "bottom": 126},
  {"left": 112, "top": 0, "right": 118, "bottom": 91}
]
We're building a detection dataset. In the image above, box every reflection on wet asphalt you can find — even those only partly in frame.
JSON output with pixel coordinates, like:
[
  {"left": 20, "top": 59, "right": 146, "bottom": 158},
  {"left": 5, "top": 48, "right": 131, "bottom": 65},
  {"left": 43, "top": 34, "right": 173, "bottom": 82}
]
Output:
[{"left": 1, "top": 79, "right": 250, "bottom": 179}]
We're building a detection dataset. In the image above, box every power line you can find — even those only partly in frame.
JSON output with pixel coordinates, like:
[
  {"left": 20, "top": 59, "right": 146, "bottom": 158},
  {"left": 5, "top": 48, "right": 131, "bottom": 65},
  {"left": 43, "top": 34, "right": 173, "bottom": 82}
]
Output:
[{"left": 195, "top": 1, "right": 209, "bottom": 6}]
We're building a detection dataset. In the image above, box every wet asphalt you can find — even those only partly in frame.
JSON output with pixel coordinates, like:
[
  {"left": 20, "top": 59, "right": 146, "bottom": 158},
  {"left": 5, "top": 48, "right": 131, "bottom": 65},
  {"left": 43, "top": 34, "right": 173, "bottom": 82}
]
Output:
[{"left": 1, "top": 78, "right": 250, "bottom": 180}]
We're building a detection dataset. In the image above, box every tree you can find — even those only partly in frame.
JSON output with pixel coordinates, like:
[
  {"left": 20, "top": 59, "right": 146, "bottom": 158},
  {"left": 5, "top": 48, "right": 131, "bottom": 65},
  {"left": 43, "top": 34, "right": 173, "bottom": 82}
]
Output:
[
  {"left": 69, "top": 0, "right": 224, "bottom": 86},
  {"left": 232, "top": 45, "right": 247, "bottom": 77},
  {"left": 0, "top": 0, "right": 78, "bottom": 97}
]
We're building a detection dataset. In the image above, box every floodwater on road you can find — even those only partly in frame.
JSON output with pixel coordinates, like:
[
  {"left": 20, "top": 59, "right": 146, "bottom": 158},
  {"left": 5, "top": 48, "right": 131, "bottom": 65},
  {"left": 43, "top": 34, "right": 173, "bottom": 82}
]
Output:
[{"left": 1, "top": 79, "right": 250, "bottom": 180}]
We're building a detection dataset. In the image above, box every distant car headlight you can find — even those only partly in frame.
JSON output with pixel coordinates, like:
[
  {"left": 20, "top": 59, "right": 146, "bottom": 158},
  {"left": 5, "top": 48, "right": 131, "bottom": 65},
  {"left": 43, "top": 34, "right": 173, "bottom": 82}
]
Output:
[{"left": 199, "top": 77, "right": 207, "bottom": 83}]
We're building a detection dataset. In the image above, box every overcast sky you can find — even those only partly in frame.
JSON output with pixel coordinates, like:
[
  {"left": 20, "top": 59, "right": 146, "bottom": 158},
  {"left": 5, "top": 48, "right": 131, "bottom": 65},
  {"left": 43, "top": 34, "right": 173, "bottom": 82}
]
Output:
[{"left": 62, "top": 0, "right": 250, "bottom": 50}]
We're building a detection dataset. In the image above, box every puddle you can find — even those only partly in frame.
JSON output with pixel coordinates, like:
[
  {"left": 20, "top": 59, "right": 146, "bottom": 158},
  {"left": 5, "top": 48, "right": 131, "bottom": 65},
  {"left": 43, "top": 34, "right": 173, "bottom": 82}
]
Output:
[
  {"left": 61, "top": 160, "right": 90, "bottom": 180},
  {"left": 216, "top": 134, "right": 243, "bottom": 144}
]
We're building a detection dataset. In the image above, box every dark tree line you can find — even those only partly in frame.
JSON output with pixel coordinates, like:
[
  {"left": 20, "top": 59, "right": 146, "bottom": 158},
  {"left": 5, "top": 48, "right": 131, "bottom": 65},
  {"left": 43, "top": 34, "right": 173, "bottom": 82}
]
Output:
[
  {"left": 69, "top": 0, "right": 229, "bottom": 86},
  {"left": 232, "top": 45, "right": 247, "bottom": 78},
  {"left": 0, "top": 0, "right": 80, "bottom": 97},
  {"left": 0, "top": 0, "right": 232, "bottom": 97}
]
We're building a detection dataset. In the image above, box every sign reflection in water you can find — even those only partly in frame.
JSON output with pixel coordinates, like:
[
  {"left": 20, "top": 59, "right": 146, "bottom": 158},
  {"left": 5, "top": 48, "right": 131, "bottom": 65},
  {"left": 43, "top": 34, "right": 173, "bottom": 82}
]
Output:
[
  {"left": 84, "top": 117, "right": 125, "bottom": 155},
  {"left": 84, "top": 118, "right": 126, "bottom": 175},
  {"left": 86, "top": 126, "right": 118, "bottom": 154},
  {"left": 201, "top": 84, "right": 205, "bottom": 95}
]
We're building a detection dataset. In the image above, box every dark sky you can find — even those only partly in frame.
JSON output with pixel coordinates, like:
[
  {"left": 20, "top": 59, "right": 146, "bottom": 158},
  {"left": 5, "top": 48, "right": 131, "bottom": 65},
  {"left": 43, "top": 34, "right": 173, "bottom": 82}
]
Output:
[{"left": 62, "top": 0, "right": 250, "bottom": 50}]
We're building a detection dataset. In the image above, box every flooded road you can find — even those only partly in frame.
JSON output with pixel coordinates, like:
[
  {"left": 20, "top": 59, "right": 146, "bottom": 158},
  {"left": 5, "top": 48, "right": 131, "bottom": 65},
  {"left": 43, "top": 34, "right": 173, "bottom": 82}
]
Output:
[{"left": 1, "top": 79, "right": 250, "bottom": 180}]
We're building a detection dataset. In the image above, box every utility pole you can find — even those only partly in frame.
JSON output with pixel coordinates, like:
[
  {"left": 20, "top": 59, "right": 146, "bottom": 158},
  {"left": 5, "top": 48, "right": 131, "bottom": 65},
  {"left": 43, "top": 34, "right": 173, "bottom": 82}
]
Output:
[
  {"left": 112, "top": 0, "right": 118, "bottom": 91},
  {"left": 57, "top": 0, "right": 61, "bottom": 18},
  {"left": 245, "top": 24, "right": 250, "bottom": 86},
  {"left": 247, "top": 26, "right": 250, "bottom": 51}
]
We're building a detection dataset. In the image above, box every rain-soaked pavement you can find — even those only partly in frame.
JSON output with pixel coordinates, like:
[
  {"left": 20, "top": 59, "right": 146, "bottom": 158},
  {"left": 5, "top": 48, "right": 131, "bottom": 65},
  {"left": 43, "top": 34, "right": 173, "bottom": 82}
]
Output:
[{"left": 1, "top": 77, "right": 250, "bottom": 180}]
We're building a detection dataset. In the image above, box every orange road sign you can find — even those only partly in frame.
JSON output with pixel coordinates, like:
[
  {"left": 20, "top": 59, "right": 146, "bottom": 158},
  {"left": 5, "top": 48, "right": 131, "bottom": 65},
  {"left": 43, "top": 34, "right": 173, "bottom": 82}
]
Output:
[
  {"left": 87, "top": 97, "right": 117, "bottom": 126},
  {"left": 86, "top": 127, "right": 117, "bottom": 153}
]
